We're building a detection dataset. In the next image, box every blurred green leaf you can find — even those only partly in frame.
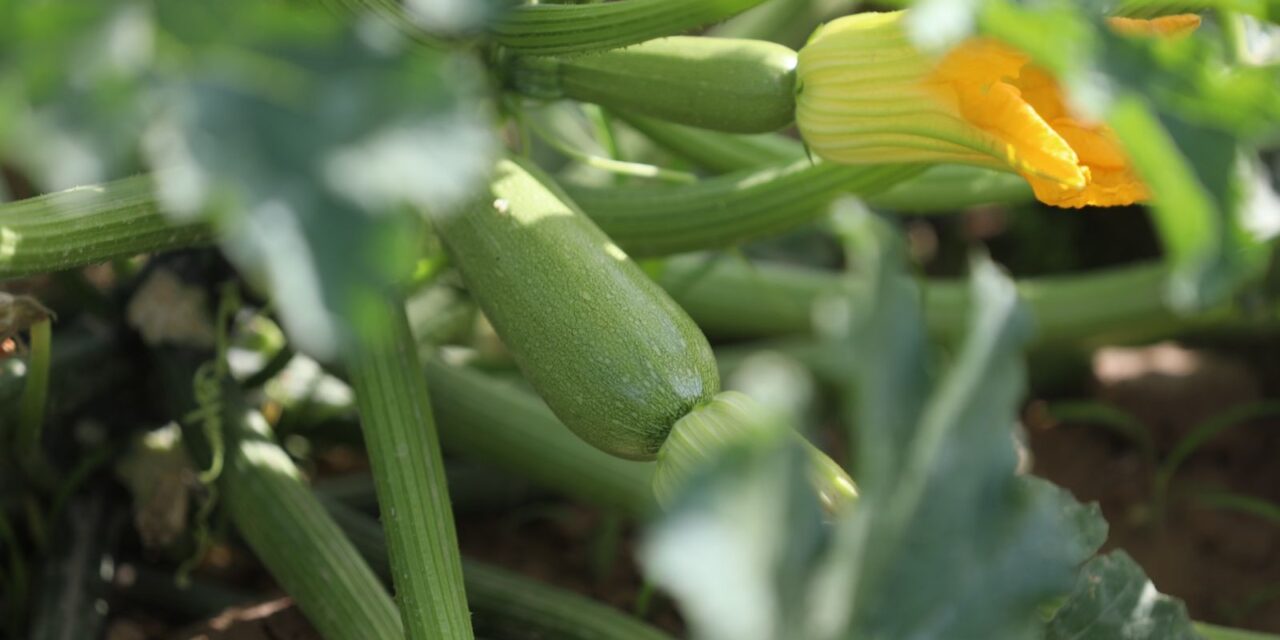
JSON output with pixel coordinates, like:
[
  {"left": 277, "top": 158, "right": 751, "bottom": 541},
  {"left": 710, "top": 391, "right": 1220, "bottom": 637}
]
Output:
[
  {"left": 1113, "top": 0, "right": 1280, "bottom": 23},
  {"left": 1, "top": 0, "right": 497, "bottom": 356},
  {"left": 642, "top": 213, "right": 1115, "bottom": 640},
  {"left": 0, "top": 1, "right": 154, "bottom": 187},
  {"left": 958, "top": 0, "right": 1280, "bottom": 310},
  {"left": 148, "top": 2, "right": 497, "bottom": 356},
  {"left": 831, "top": 235, "right": 1087, "bottom": 639},
  {"left": 1044, "top": 552, "right": 1202, "bottom": 640},
  {"left": 640, "top": 438, "right": 827, "bottom": 640}
]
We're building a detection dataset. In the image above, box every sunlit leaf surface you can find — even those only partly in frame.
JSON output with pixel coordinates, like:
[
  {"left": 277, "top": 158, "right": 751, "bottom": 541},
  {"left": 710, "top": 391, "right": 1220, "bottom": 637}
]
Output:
[
  {"left": 0, "top": 0, "right": 497, "bottom": 356},
  {"left": 1045, "top": 552, "right": 1202, "bottom": 640},
  {"left": 641, "top": 213, "right": 1150, "bottom": 640}
]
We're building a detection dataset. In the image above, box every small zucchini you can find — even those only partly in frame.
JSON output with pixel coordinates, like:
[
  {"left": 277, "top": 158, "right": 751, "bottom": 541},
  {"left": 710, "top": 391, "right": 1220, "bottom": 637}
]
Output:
[
  {"left": 508, "top": 36, "right": 798, "bottom": 134},
  {"left": 428, "top": 157, "right": 719, "bottom": 460},
  {"left": 489, "top": 0, "right": 772, "bottom": 56}
]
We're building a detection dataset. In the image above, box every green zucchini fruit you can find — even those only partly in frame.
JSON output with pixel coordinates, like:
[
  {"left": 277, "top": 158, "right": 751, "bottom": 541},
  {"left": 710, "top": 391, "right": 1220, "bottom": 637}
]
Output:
[
  {"left": 508, "top": 36, "right": 798, "bottom": 134},
  {"left": 427, "top": 157, "right": 719, "bottom": 460},
  {"left": 490, "top": 0, "right": 772, "bottom": 56}
]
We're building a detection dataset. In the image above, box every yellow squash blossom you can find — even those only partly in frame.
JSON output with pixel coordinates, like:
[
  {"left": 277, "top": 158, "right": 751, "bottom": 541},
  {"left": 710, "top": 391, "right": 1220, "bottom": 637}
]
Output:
[{"left": 795, "top": 11, "right": 1199, "bottom": 208}]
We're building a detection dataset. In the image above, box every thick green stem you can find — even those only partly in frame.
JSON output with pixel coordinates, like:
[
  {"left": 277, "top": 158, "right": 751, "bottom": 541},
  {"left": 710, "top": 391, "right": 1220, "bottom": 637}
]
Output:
[
  {"left": 223, "top": 410, "right": 405, "bottom": 640},
  {"left": 618, "top": 113, "right": 1034, "bottom": 212},
  {"left": 490, "top": 0, "right": 770, "bottom": 55},
  {"left": 1216, "top": 9, "right": 1251, "bottom": 65},
  {"left": 507, "top": 37, "right": 798, "bottom": 134},
  {"left": 1, "top": 179, "right": 1267, "bottom": 348},
  {"left": 0, "top": 162, "right": 912, "bottom": 273},
  {"left": 568, "top": 160, "right": 924, "bottom": 257},
  {"left": 321, "top": 498, "right": 674, "bottom": 640},
  {"left": 16, "top": 318, "right": 53, "bottom": 481},
  {"left": 347, "top": 295, "right": 472, "bottom": 640},
  {"left": 1196, "top": 622, "right": 1280, "bottom": 640},
  {"left": 0, "top": 176, "right": 212, "bottom": 280},
  {"left": 425, "top": 358, "right": 658, "bottom": 515},
  {"left": 464, "top": 560, "right": 672, "bottom": 640},
  {"left": 656, "top": 254, "right": 1255, "bottom": 346},
  {"left": 619, "top": 112, "right": 801, "bottom": 172},
  {"left": 1113, "top": 0, "right": 1270, "bottom": 21},
  {"left": 149, "top": 288, "right": 404, "bottom": 640},
  {"left": 708, "top": 0, "right": 854, "bottom": 44}
]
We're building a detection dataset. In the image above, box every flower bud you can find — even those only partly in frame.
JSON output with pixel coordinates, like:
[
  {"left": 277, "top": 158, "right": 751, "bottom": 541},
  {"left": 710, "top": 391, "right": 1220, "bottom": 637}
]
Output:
[{"left": 795, "top": 11, "right": 1199, "bottom": 208}]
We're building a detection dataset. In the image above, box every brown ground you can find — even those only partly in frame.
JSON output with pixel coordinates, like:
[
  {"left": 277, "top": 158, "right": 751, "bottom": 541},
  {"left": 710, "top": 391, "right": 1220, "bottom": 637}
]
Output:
[{"left": 1027, "top": 342, "right": 1280, "bottom": 632}]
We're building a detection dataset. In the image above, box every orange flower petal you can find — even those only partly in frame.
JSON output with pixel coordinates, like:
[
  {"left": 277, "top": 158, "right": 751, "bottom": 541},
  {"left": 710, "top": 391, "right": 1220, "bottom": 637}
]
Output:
[
  {"left": 795, "top": 11, "right": 1200, "bottom": 209},
  {"left": 1107, "top": 14, "right": 1202, "bottom": 37},
  {"left": 1027, "top": 119, "right": 1148, "bottom": 207},
  {"left": 931, "top": 40, "right": 1085, "bottom": 187}
]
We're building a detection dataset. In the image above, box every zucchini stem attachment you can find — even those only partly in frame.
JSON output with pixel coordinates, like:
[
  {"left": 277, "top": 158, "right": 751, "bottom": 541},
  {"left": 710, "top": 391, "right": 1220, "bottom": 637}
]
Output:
[{"left": 653, "top": 391, "right": 857, "bottom": 512}]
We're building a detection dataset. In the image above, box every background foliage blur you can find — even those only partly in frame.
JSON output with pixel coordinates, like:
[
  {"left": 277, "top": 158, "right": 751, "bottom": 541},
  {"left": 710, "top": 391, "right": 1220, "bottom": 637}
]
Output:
[{"left": 2, "top": 0, "right": 1280, "bottom": 639}]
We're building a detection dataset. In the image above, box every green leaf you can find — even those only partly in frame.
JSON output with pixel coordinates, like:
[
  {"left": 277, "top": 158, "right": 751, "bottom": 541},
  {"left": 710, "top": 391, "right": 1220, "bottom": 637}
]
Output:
[
  {"left": 1112, "top": 0, "right": 1280, "bottom": 23},
  {"left": 0, "top": 1, "right": 154, "bottom": 188},
  {"left": 640, "top": 438, "right": 827, "bottom": 640},
  {"left": 142, "top": 4, "right": 496, "bottom": 355},
  {"left": 972, "top": 0, "right": 1280, "bottom": 310},
  {"left": 1044, "top": 552, "right": 1203, "bottom": 640},
  {"left": 834, "top": 252, "right": 1082, "bottom": 640},
  {"left": 640, "top": 213, "right": 1109, "bottom": 640},
  {"left": 1107, "top": 99, "right": 1243, "bottom": 309},
  {"left": 2, "top": 1, "right": 497, "bottom": 357}
]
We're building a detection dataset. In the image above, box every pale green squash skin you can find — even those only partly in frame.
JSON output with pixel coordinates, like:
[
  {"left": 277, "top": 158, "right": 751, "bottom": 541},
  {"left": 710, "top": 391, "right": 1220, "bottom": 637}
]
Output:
[
  {"left": 510, "top": 36, "right": 798, "bottom": 134},
  {"left": 429, "top": 158, "right": 720, "bottom": 460}
]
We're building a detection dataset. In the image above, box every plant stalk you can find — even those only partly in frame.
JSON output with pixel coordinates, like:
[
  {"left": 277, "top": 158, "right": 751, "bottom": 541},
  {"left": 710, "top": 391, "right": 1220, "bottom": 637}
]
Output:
[
  {"left": 0, "top": 176, "right": 212, "bottom": 280},
  {"left": 425, "top": 358, "right": 658, "bottom": 515},
  {"left": 1, "top": 179, "right": 1271, "bottom": 348},
  {"left": 489, "top": 0, "right": 770, "bottom": 55},
  {"left": 321, "top": 498, "right": 674, "bottom": 640},
  {"left": 569, "top": 159, "right": 924, "bottom": 257},
  {"left": 16, "top": 318, "right": 54, "bottom": 484},
  {"left": 617, "top": 112, "right": 1034, "bottom": 212},
  {"left": 347, "top": 294, "right": 473, "bottom": 640},
  {"left": 222, "top": 410, "right": 406, "bottom": 640},
  {"left": 144, "top": 261, "right": 404, "bottom": 640},
  {"left": 655, "top": 253, "right": 1259, "bottom": 345}
]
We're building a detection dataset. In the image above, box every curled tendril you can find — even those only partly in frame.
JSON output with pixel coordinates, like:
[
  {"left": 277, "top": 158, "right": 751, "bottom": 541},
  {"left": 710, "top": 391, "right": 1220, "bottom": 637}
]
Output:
[{"left": 176, "top": 282, "right": 240, "bottom": 586}]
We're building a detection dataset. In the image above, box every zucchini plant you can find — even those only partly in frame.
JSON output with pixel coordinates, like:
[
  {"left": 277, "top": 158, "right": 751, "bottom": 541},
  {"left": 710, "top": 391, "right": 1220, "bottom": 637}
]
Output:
[{"left": 1, "top": 1, "right": 1278, "bottom": 640}]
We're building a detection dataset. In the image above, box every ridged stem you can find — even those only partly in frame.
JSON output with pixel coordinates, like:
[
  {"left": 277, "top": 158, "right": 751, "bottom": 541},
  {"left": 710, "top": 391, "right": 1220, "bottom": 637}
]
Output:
[
  {"left": 223, "top": 410, "right": 405, "bottom": 640},
  {"left": 618, "top": 113, "right": 1033, "bottom": 212},
  {"left": 150, "top": 292, "right": 404, "bottom": 640},
  {"left": 505, "top": 37, "right": 798, "bottom": 134},
  {"left": 1, "top": 179, "right": 1266, "bottom": 347},
  {"left": 1195, "top": 622, "right": 1280, "bottom": 640},
  {"left": 0, "top": 176, "right": 212, "bottom": 280},
  {"left": 655, "top": 254, "right": 1254, "bottom": 346},
  {"left": 1112, "top": 0, "right": 1266, "bottom": 20},
  {"left": 425, "top": 359, "right": 658, "bottom": 515},
  {"left": 490, "top": 0, "right": 770, "bottom": 55},
  {"left": 16, "top": 318, "right": 53, "bottom": 483},
  {"left": 321, "top": 498, "right": 675, "bottom": 640},
  {"left": 347, "top": 294, "right": 473, "bottom": 640},
  {"left": 618, "top": 111, "right": 802, "bottom": 172},
  {"left": 568, "top": 160, "right": 925, "bottom": 257},
  {"left": 463, "top": 561, "right": 673, "bottom": 640},
  {"left": 0, "top": 162, "right": 914, "bottom": 274}
]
